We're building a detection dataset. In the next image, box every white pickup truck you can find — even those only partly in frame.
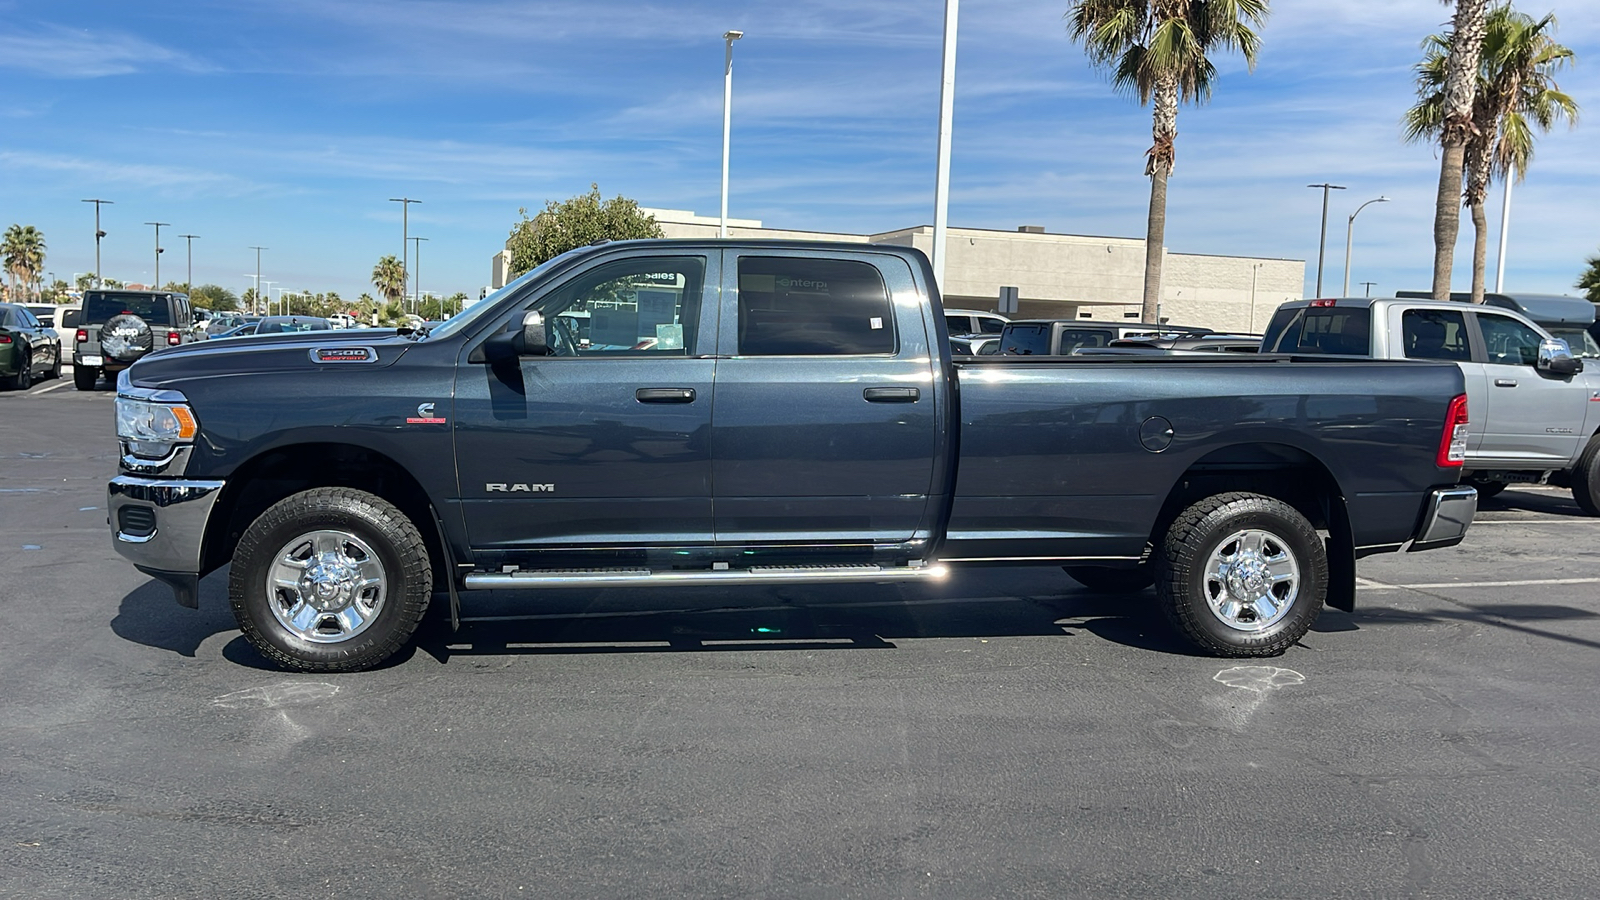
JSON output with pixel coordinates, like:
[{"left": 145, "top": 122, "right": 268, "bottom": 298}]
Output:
[{"left": 1262, "top": 296, "right": 1600, "bottom": 513}]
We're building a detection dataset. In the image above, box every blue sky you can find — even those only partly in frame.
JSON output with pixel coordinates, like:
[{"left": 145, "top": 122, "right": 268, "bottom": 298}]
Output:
[{"left": 1, "top": 0, "right": 1596, "bottom": 304}]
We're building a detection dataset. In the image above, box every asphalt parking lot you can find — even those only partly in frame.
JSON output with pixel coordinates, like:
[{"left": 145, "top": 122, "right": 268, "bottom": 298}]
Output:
[{"left": 3, "top": 379, "right": 1599, "bottom": 899}]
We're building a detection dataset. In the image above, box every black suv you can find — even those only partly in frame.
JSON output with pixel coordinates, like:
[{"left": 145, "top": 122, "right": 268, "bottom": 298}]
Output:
[{"left": 73, "top": 290, "right": 199, "bottom": 391}]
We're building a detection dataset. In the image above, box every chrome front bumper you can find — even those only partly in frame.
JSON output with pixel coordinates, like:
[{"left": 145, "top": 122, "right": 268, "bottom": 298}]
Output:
[
  {"left": 1407, "top": 485, "right": 1478, "bottom": 552},
  {"left": 108, "top": 475, "right": 226, "bottom": 574}
]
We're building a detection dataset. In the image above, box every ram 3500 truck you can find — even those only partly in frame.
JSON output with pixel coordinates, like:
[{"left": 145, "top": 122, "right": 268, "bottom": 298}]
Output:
[{"left": 109, "top": 240, "right": 1477, "bottom": 671}]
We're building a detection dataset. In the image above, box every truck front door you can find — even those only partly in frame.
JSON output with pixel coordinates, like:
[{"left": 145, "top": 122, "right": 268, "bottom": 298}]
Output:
[
  {"left": 709, "top": 251, "right": 940, "bottom": 546},
  {"left": 1471, "top": 310, "right": 1587, "bottom": 466},
  {"left": 453, "top": 252, "right": 720, "bottom": 553}
]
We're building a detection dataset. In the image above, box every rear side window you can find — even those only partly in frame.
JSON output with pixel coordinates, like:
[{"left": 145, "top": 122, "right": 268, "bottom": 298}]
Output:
[
  {"left": 1262, "top": 308, "right": 1371, "bottom": 355},
  {"left": 1001, "top": 324, "right": 1051, "bottom": 355},
  {"left": 84, "top": 292, "right": 173, "bottom": 326},
  {"left": 737, "top": 257, "right": 894, "bottom": 356},
  {"left": 977, "top": 317, "right": 1006, "bottom": 334},
  {"left": 944, "top": 314, "right": 972, "bottom": 334},
  {"left": 1056, "top": 328, "right": 1113, "bottom": 354},
  {"left": 1401, "top": 309, "right": 1471, "bottom": 361}
]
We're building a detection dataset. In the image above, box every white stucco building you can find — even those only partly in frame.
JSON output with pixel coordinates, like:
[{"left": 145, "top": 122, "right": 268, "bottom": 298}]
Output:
[{"left": 491, "top": 208, "right": 1304, "bottom": 334}]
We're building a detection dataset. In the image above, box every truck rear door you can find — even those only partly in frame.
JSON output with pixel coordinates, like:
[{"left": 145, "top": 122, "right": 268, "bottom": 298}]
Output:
[
  {"left": 1386, "top": 305, "right": 1488, "bottom": 455},
  {"left": 708, "top": 251, "right": 940, "bottom": 545}
]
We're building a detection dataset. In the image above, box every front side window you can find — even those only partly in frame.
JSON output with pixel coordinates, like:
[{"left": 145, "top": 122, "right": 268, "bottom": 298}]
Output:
[
  {"left": 1477, "top": 313, "right": 1544, "bottom": 366},
  {"left": 1401, "top": 309, "right": 1471, "bottom": 361},
  {"left": 1545, "top": 326, "right": 1600, "bottom": 359},
  {"left": 737, "top": 257, "right": 894, "bottom": 356},
  {"left": 535, "top": 256, "right": 706, "bottom": 357}
]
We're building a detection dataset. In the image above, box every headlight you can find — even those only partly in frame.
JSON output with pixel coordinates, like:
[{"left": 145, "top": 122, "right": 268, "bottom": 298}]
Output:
[{"left": 116, "top": 396, "right": 198, "bottom": 459}]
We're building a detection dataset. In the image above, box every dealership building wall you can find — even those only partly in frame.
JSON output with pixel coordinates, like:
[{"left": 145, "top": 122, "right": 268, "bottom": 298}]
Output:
[{"left": 491, "top": 208, "right": 1304, "bottom": 334}]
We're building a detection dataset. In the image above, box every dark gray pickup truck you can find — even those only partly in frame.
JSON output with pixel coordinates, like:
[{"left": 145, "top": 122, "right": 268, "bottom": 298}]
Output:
[{"left": 108, "top": 240, "right": 1477, "bottom": 671}]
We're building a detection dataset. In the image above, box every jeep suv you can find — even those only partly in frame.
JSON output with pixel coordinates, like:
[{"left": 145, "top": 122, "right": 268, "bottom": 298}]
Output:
[{"left": 73, "top": 290, "right": 199, "bottom": 390}]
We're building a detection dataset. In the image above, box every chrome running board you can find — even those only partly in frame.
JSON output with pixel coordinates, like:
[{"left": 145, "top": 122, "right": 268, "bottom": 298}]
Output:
[{"left": 462, "top": 563, "right": 949, "bottom": 590}]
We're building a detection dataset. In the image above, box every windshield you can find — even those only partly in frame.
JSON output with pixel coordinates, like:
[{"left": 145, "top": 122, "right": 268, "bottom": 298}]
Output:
[
  {"left": 427, "top": 248, "right": 593, "bottom": 341},
  {"left": 85, "top": 292, "right": 172, "bottom": 326},
  {"left": 1001, "top": 324, "right": 1051, "bottom": 355},
  {"left": 1546, "top": 327, "right": 1600, "bottom": 359}
]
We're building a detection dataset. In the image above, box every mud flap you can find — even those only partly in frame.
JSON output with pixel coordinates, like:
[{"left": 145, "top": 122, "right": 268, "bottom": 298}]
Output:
[
  {"left": 136, "top": 566, "right": 199, "bottom": 609},
  {"left": 428, "top": 505, "right": 462, "bottom": 631},
  {"left": 1323, "top": 497, "right": 1356, "bottom": 613}
]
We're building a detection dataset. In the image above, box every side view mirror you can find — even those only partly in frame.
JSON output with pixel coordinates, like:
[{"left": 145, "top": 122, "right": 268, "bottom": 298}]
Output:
[
  {"left": 513, "top": 311, "right": 548, "bottom": 356},
  {"left": 1536, "top": 338, "right": 1583, "bottom": 377}
]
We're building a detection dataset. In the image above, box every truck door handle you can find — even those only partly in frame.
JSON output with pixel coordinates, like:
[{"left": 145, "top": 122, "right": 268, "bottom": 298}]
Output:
[
  {"left": 1494, "top": 378, "right": 1518, "bottom": 387},
  {"left": 636, "top": 388, "right": 696, "bottom": 403},
  {"left": 863, "top": 387, "right": 920, "bottom": 403}
]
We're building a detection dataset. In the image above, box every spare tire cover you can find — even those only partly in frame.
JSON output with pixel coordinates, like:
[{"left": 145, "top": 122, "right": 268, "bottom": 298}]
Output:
[{"left": 102, "top": 314, "right": 153, "bottom": 361}]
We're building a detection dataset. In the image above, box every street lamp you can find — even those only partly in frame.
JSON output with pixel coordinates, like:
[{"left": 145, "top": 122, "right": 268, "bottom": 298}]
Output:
[
  {"left": 1342, "top": 196, "right": 1389, "bottom": 297},
  {"left": 1249, "top": 262, "right": 1265, "bottom": 332},
  {"left": 1494, "top": 168, "right": 1518, "bottom": 292},
  {"left": 931, "top": 0, "right": 959, "bottom": 291},
  {"left": 81, "top": 199, "right": 113, "bottom": 287},
  {"left": 409, "top": 236, "right": 429, "bottom": 313},
  {"left": 720, "top": 30, "right": 743, "bottom": 239},
  {"left": 262, "top": 280, "right": 277, "bottom": 315},
  {"left": 389, "top": 197, "right": 421, "bottom": 301},
  {"left": 1307, "top": 183, "right": 1346, "bottom": 297},
  {"left": 249, "top": 247, "right": 267, "bottom": 314},
  {"left": 179, "top": 234, "right": 200, "bottom": 294},
  {"left": 144, "top": 222, "right": 171, "bottom": 288}
]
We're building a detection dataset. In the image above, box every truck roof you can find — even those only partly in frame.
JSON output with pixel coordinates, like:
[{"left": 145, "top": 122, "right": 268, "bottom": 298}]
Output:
[{"left": 1394, "top": 290, "right": 1596, "bottom": 327}]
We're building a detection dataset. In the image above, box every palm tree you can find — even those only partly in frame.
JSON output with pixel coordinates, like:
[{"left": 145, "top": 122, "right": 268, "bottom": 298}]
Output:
[
  {"left": 1066, "top": 0, "right": 1269, "bottom": 322},
  {"left": 2, "top": 225, "right": 46, "bottom": 302},
  {"left": 1428, "top": 0, "right": 1491, "bottom": 301},
  {"left": 371, "top": 255, "right": 406, "bottom": 305},
  {"left": 1578, "top": 251, "right": 1600, "bottom": 303},
  {"left": 1406, "top": 4, "right": 1577, "bottom": 302}
]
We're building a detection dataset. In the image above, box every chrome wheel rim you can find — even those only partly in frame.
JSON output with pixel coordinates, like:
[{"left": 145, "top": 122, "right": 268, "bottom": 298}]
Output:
[
  {"left": 1203, "top": 528, "right": 1300, "bottom": 633},
  {"left": 266, "top": 530, "right": 387, "bottom": 644}
]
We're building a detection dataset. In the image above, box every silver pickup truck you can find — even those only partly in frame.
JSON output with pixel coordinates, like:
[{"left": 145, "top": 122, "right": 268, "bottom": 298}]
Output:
[{"left": 1262, "top": 296, "right": 1600, "bottom": 513}]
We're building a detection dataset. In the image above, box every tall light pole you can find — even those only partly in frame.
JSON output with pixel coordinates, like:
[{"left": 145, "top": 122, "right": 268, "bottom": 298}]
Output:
[
  {"left": 81, "top": 199, "right": 113, "bottom": 287},
  {"left": 1307, "top": 183, "right": 1346, "bottom": 297},
  {"left": 931, "top": 0, "right": 959, "bottom": 291},
  {"left": 144, "top": 222, "right": 170, "bottom": 289},
  {"left": 250, "top": 247, "right": 267, "bottom": 314},
  {"left": 1360, "top": 281, "right": 1378, "bottom": 297},
  {"left": 1494, "top": 172, "right": 1516, "bottom": 293},
  {"left": 720, "top": 30, "right": 743, "bottom": 239},
  {"left": 409, "top": 236, "right": 429, "bottom": 313},
  {"left": 1342, "top": 196, "right": 1389, "bottom": 297},
  {"left": 178, "top": 234, "right": 200, "bottom": 294},
  {"left": 389, "top": 197, "right": 420, "bottom": 301},
  {"left": 1249, "top": 262, "right": 1264, "bottom": 332},
  {"left": 262, "top": 280, "right": 278, "bottom": 316}
]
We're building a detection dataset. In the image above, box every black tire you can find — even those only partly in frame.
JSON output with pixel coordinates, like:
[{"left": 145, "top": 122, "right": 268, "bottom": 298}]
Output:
[
  {"left": 12, "top": 358, "right": 32, "bottom": 391},
  {"left": 1570, "top": 435, "right": 1600, "bottom": 517},
  {"left": 1155, "top": 492, "right": 1327, "bottom": 657},
  {"left": 229, "top": 487, "right": 432, "bottom": 672},
  {"left": 1470, "top": 479, "right": 1507, "bottom": 500},
  {"left": 74, "top": 366, "right": 98, "bottom": 391},
  {"left": 1064, "top": 565, "right": 1155, "bottom": 593},
  {"left": 46, "top": 347, "right": 61, "bottom": 380}
]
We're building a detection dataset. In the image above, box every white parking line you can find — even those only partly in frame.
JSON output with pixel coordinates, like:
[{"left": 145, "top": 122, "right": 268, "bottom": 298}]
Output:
[
  {"left": 30, "top": 381, "right": 70, "bottom": 395},
  {"left": 1359, "top": 576, "right": 1600, "bottom": 591},
  {"left": 1471, "top": 519, "right": 1598, "bottom": 525}
]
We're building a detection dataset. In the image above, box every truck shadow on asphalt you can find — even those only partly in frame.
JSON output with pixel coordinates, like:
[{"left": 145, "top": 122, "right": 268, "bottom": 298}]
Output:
[
  {"left": 1481, "top": 489, "right": 1588, "bottom": 517},
  {"left": 111, "top": 568, "right": 1600, "bottom": 670}
]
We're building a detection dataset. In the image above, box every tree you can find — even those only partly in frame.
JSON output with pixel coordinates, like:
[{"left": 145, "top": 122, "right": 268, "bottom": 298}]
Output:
[
  {"left": 1406, "top": 5, "right": 1577, "bottom": 302},
  {"left": 1066, "top": 0, "right": 1269, "bottom": 322},
  {"left": 1579, "top": 252, "right": 1600, "bottom": 303},
  {"left": 41, "top": 278, "right": 71, "bottom": 303},
  {"left": 372, "top": 255, "right": 406, "bottom": 305},
  {"left": 1428, "top": 0, "right": 1491, "bottom": 301},
  {"left": 75, "top": 272, "right": 97, "bottom": 292},
  {"left": 506, "top": 184, "right": 663, "bottom": 276},
  {"left": 189, "top": 284, "right": 239, "bottom": 311},
  {"left": 2, "top": 224, "right": 46, "bottom": 302}
]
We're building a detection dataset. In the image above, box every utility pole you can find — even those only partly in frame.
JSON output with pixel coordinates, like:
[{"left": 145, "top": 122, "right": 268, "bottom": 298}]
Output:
[
  {"left": 250, "top": 246, "right": 267, "bottom": 314},
  {"left": 389, "top": 198, "right": 420, "bottom": 303},
  {"left": 178, "top": 234, "right": 200, "bottom": 294},
  {"left": 1360, "top": 281, "right": 1378, "bottom": 297},
  {"left": 81, "top": 199, "right": 113, "bottom": 287},
  {"left": 1306, "top": 183, "right": 1346, "bottom": 297},
  {"left": 409, "top": 236, "right": 429, "bottom": 314},
  {"left": 145, "top": 222, "right": 171, "bottom": 289},
  {"left": 931, "top": 0, "right": 960, "bottom": 291},
  {"left": 720, "top": 30, "right": 743, "bottom": 238}
]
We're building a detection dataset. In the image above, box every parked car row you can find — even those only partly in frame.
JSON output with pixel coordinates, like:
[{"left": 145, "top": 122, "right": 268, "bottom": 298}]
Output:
[{"left": 0, "top": 302, "right": 62, "bottom": 390}]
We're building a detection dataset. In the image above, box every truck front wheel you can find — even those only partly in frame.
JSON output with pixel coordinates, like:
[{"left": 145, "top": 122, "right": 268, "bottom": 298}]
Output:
[
  {"left": 1570, "top": 435, "right": 1600, "bottom": 517},
  {"left": 229, "top": 487, "right": 433, "bottom": 672},
  {"left": 1155, "top": 492, "right": 1326, "bottom": 657}
]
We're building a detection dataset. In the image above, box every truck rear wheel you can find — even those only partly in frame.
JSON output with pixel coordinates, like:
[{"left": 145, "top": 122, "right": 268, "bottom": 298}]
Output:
[
  {"left": 74, "top": 366, "right": 98, "bottom": 391},
  {"left": 1063, "top": 565, "right": 1155, "bottom": 593},
  {"left": 1570, "top": 435, "right": 1600, "bottom": 517},
  {"left": 1155, "top": 492, "right": 1326, "bottom": 657},
  {"left": 229, "top": 488, "right": 432, "bottom": 672}
]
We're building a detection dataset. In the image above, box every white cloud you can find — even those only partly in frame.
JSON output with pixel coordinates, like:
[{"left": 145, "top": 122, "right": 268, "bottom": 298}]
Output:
[{"left": 0, "top": 25, "right": 210, "bottom": 78}]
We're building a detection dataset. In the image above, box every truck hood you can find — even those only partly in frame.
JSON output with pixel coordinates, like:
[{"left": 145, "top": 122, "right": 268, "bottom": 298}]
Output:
[{"left": 124, "top": 330, "right": 419, "bottom": 390}]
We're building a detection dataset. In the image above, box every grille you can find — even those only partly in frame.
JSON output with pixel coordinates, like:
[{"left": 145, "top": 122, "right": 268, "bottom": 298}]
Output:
[{"left": 117, "top": 505, "right": 157, "bottom": 537}]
